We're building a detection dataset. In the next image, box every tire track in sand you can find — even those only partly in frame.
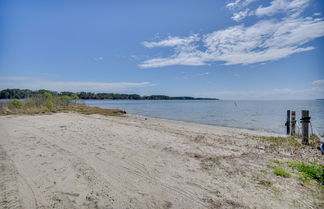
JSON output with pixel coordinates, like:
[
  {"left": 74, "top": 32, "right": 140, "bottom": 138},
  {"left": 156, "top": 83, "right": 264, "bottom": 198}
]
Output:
[
  {"left": 0, "top": 145, "right": 23, "bottom": 209},
  {"left": 1, "top": 121, "right": 115, "bottom": 209},
  {"left": 21, "top": 118, "right": 208, "bottom": 208}
]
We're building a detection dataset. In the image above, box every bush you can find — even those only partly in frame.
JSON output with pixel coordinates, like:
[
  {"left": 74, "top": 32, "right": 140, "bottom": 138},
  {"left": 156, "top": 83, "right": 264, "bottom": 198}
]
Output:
[
  {"left": 25, "top": 96, "right": 44, "bottom": 107},
  {"left": 43, "top": 92, "right": 53, "bottom": 98},
  {"left": 45, "top": 100, "right": 54, "bottom": 110},
  {"left": 8, "top": 100, "right": 24, "bottom": 109},
  {"left": 70, "top": 93, "right": 79, "bottom": 101},
  {"left": 57, "top": 96, "right": 72, "bottom": 106}
]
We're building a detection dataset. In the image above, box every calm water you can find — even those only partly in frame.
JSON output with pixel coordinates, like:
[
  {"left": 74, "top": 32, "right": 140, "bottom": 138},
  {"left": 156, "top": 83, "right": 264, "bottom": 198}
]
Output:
[{"left": 83, "top": 100, "right": 324, "bottom": 135}]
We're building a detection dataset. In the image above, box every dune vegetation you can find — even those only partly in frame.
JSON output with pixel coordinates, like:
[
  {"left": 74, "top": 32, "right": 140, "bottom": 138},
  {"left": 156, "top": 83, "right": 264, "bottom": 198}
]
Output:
[{"left": 0, "top": 92, "right": 126, "bottom": 116}]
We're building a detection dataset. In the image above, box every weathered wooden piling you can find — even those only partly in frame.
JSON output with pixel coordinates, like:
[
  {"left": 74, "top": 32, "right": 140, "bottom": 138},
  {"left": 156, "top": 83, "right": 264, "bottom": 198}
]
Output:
[
  {"left": 285, "top": 110, "right": 290, "bottom": 135},
  {"left": 301, "top": 110, "right": 310, "bottom": 144},
  {"left": 291, "top": 111, "right": 296, "bottom": 136}
]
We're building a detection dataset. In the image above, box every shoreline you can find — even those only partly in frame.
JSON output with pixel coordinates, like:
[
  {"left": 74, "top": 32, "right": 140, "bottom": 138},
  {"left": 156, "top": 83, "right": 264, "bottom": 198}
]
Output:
[
  {"left": 0, "top": 112, "right": 322, "bottom": 209},
  {"left": 126, "top": 113, "right": 285, "bottom": 137}
]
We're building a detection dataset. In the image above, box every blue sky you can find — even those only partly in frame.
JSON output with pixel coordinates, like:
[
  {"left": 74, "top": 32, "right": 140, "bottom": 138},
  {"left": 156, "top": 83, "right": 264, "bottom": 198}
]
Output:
[{"left": 0, "top": 0, "right": 324, "bottom": 99}]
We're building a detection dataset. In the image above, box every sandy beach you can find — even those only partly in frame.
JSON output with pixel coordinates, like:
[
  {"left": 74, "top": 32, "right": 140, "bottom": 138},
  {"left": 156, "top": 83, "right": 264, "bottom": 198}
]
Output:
[{"left": 0, "top": 113, "right": 322, "bottom": 209}]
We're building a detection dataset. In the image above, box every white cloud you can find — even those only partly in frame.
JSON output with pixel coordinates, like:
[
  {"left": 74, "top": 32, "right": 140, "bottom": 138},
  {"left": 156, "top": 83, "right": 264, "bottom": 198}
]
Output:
[
  {"left": 255, "top": 0, "right": 309, "bottom": 17},
  {"left": 226, "top": 0, "right": 241, "bottom": 9},
  {"left": 139, "top": 50, "right": 206, "bottom": 68},
  {"left": 227, "top": 0, "right": 310, "bottom": 21},
  {"left": 0, "top": 77, "right": 153, "bottom": 92},
  {"left": 94, "top": 56, "right": 104, "bottom": 61},
  {"left": 232, "top": 9, "right": 251, "bottom": 21},
  {"left": 142, "top": 35, "right": 199, "bottom": 48},
  {"left": 140, "top": 0, "right": 324, "bottom": 68},
  {"left": 226, "top": 0, "right": 257, "bottom": 9},
  {"left": 312, "top": 79, "right": 324, "bottom": 85},
  {"left": 195, "top": 86, "right": 324, "bottom": 99},
  {"left": 140, "top": 13, "right": 324, "bottom": 68},
  {"left": 0, "top": 76, "right": 29, "bottom": 81}
]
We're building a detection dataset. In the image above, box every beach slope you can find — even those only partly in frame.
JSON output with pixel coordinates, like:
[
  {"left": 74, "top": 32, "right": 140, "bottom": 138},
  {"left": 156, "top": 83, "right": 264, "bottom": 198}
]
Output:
[{"left": 0, "top": 113, "right": 322, "bottom": 209}]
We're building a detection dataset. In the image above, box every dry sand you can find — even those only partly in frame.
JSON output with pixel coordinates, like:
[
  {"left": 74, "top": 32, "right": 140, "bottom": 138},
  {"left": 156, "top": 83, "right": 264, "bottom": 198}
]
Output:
[{"left": 0, "top": 113, "right": 322, "bottom": 209}]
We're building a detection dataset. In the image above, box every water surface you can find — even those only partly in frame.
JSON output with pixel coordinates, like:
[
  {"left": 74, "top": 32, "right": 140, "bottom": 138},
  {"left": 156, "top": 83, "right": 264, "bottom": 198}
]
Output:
[{"left": 83, "top": 100, "right": 324, "bottom": 135}]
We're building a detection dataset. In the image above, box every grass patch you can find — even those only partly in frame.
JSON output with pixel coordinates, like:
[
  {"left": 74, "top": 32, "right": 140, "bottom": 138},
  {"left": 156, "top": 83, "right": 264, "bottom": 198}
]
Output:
[
  {"left": 258, "top": 180, "right": 273, "bottom": 187},
  {"left": 8, "top": 100, "right": 24, "bottom": 109},
  {"left": 259, "top": 136, "right": 301, "bottom": 147},
  {"left": 309, "top": 134, "right": 322, "bottom": 148},
  {"left": 253, "top": 174, "right": 273, "bottom": 188},
  {"left": 0, "top": 94, "right": 126, "bottom": 117},
  {"left": 288, "top": 161, "right": 324, "bottom": 184},
  {"left": 273, "top": 167, "right": 291, "bottom": 178},
  {"left": 298, "top": 173, "right": 312, "bottom": 182},
  {"left": 271, "top": 159, "right": 281, "bottom": 164},
  {"left": 258, "top": 134, "right": 321, "bottom": 151},
  {"left": 267, "top": 164, "right": 277, "bottom": 169},
  {"left": 70, "top": 104, "right": 126, "bottom": 116}
]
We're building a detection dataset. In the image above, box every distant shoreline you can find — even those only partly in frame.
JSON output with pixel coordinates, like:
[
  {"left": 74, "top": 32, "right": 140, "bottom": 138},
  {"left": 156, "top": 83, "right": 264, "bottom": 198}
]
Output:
[{"left": 0, "top": 88, "right": 219, "bottom": 100}]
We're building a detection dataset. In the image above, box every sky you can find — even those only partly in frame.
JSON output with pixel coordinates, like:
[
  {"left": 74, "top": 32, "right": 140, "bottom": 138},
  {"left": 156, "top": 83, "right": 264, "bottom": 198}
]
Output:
[{"left": 0, "top": 0, "right": 324, "bottom": 99}]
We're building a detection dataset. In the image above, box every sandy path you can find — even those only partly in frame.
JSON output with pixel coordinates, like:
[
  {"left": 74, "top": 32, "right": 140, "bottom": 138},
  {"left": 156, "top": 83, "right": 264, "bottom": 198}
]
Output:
[{"left": 0, "top": 113, "right": 322, "bottom": 209}]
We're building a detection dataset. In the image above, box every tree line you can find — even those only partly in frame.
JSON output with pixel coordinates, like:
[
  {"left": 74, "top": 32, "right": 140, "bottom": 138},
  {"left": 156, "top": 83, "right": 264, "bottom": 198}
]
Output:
[{"left": 0, "top": 89, "right": 218, "bottom": 100}]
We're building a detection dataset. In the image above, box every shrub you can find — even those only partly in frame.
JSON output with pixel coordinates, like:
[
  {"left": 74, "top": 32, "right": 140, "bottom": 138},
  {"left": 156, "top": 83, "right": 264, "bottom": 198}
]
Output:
[
  {"left": 45, "top": 100, "right": 54, "bottom": 110},
  {"left": 41, "top": 92, "right": 55, "bottom": 110},
  {"left": 25, "top": 96, "right": 44, "bottom": 107},
  {"left": 70, "top": 93, "right": 79, "bottom": 101},
  {"left": 57, "top": 96, "right": 72, "bottom": 106},
  {"left": 43, "top": 92, "right": 53, "bottom": 98},
  {"left": 8, "top": 100, "right": 24, "bottom": 109}
]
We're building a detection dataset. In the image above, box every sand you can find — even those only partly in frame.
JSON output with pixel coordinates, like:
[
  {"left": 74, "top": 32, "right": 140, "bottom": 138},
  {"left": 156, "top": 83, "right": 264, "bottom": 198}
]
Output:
[{"left": 0, "top": 113, "right": 322, "bottom": 209}]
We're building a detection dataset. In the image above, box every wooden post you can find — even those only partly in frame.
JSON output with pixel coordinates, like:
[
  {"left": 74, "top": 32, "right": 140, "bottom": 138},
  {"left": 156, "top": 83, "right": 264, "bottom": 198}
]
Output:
[
  {"left": 300, "top": 110, "right": 310, "bottom": 145},
  {"left": 291, "top": 111, "right": 296, "bottom": 136},
  {"left": 285, "top": 110, "right": 290, "bottom": 135}
]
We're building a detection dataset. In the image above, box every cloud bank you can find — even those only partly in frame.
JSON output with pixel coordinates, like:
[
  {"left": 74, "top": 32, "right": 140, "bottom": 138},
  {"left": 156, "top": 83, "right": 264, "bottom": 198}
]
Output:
[
  {"left": 139, "top": 0, "right": 324, "bottom": 68},
  {"left": 195, "top": 86, "right": 324, "bottom": 100},
  {"left": 0, "top": 77, "right": 153, "bottom": 92},
  {"left": 312, "top": 79, "right": 324, "bottom": 85}
]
